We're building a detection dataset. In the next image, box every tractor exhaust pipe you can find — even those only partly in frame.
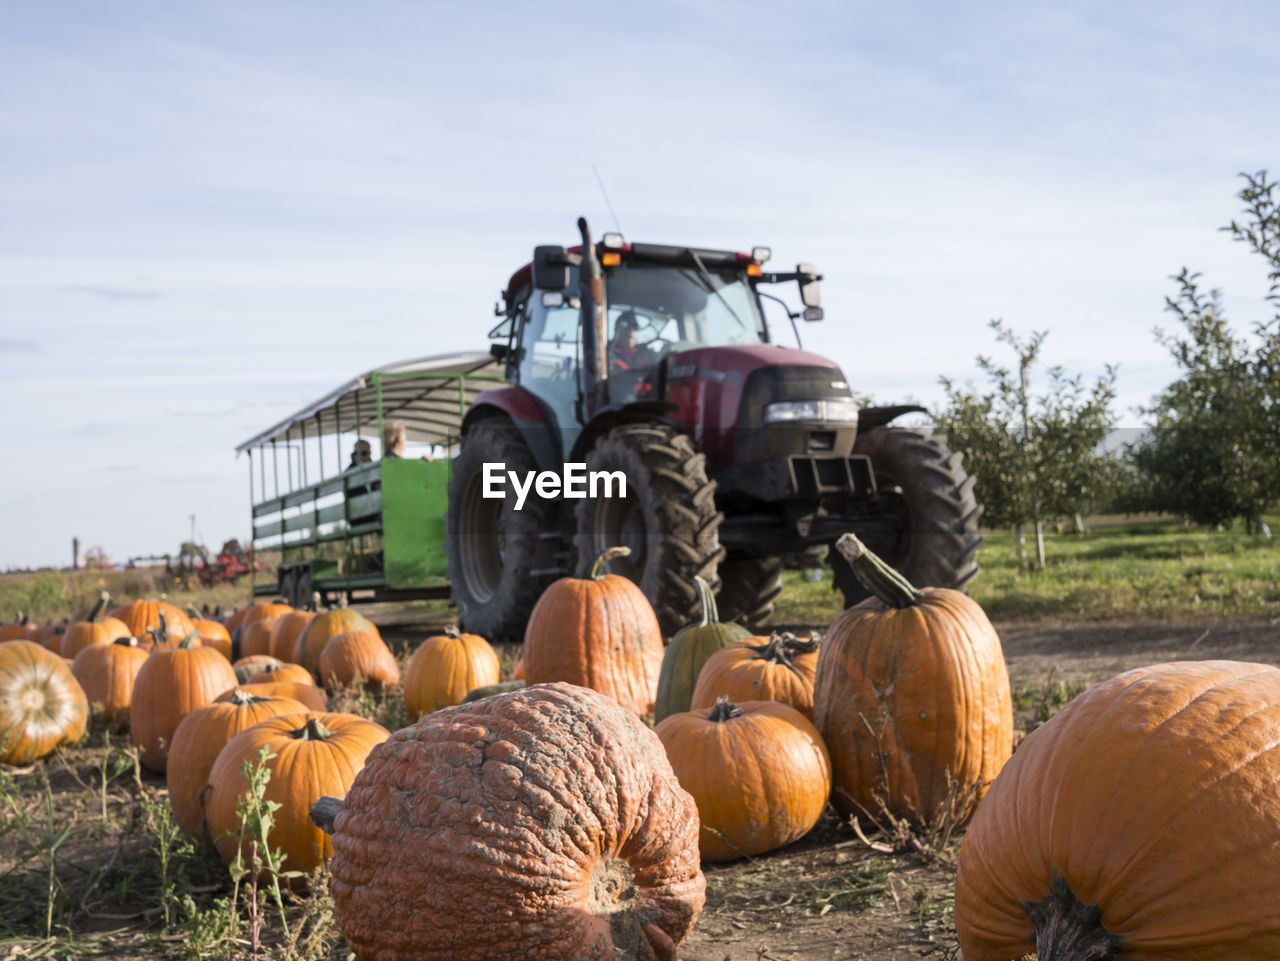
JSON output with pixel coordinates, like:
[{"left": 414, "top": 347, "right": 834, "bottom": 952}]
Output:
[{"left": 578, "top": 216, "right": 609, "bottom": 418}]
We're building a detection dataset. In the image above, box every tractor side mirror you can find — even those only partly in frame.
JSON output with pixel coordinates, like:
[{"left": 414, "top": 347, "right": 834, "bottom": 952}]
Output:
[
  {"left": 797, "top": 264, "right": 821, "bottom": 308},
  {"left": 803, "top": 306, "right": 824, "bottom": 321},
  {"left": 533, "top": 245, "right": 569, "bottom": 291}
]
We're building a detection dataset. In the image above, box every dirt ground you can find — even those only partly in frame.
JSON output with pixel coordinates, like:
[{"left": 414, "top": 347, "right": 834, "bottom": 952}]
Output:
[{"left": 5, "top": 615, "right": 1278, "bottom": 960}]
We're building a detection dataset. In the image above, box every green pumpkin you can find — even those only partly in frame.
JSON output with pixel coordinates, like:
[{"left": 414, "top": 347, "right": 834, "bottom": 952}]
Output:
[
  {"left": 461, "top": 680, "right": 526, "bottom": 703},
  {"left": 654, "top": 576, "right": 754, "bottom": 723}
]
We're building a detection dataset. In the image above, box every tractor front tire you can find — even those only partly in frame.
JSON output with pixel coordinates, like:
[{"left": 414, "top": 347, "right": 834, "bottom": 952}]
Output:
[
  {"left": 833, "top": 426, "right": 983, "bottom": 607},
  {"left": 573, "top": 423, "right": 724, "bottom": 636},
  {"left": 446, "top": 419, "right": 559, "bottom": 644},
  {"left": 715, "top": 555, "right": 784, "bottom": 629}
]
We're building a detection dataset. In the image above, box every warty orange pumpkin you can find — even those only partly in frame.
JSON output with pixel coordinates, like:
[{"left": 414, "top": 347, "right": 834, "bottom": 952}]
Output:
[{"left": 327, "top": 682, "right": 704, "bottom": 961}]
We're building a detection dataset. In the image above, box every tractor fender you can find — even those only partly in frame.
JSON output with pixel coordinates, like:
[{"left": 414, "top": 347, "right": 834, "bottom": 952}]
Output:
[
  {"left": 464, "top": 387, "right": 563, "bottom": 472},
  {"left": 856, "top": 404, "right": 928, "bottom": 432},
  {"left": 569, "top": 401, "right": 679, "bottom": 462}
]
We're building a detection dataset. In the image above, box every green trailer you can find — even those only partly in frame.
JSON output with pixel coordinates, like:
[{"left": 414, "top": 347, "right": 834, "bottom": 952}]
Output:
[{"left": 235, "top": 352, "right": 504, "bottom": 608}]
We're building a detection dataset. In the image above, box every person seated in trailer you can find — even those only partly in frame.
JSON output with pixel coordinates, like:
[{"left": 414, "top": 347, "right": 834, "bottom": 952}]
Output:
[
  {"left": 346, "top": 439, "right": 373, "bottom": 471},
  {"left": 383, "top": 422, "right": 407, "bottom": 458}
]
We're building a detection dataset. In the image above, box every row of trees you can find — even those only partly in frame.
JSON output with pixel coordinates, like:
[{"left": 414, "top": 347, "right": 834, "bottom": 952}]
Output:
[{"left": 934, "top": 171, "right": 1280, "bottom": 564}]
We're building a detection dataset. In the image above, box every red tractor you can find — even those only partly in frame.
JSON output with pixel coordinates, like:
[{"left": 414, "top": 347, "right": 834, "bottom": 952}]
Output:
[{"left": 445, "top": 219, "right": 981, "bottom": 642}]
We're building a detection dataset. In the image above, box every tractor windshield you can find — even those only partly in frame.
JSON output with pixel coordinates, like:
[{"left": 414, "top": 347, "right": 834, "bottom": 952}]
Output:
[{"left": 604, "top": 260, "right": 766, "bottom": 350}]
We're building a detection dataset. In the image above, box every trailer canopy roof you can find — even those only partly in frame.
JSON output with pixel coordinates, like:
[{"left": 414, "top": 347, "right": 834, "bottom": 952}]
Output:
[{"left": 235, "top": 351, "right": 504, "bottom": 455}]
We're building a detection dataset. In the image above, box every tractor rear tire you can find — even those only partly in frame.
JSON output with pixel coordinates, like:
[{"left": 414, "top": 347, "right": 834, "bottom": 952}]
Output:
[
  {"left": 446, "top": 419, "right": 559, "bottom": 644},
  {"left": 833, "top": 426, "right": 983, "bottom": 608},
  {"left": 573, "top": 423, "right": 724, "bottom": 636},
  {"left": 715, "top": 556, "right": 783, "bottom": 629}
]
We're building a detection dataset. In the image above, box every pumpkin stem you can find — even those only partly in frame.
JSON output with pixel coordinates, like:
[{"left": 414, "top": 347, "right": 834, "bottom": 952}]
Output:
[
  {"left": 748, "top": 631, "right": 820, "bottom": 674},
  {"left": 834, "top": 532, "right": 923, "bottom": 609},
  {"left": 152, "top": 609, "right": 170, "bottom": 645},
  {"left": 177, "top": 630, "right": 202, "bottom": 649},
  {"left": 226, "top": 688, "right": 268, "bottom": 706},
  {"left": 693, "top": 576, "right": 720, "bottom": 628},
  {"left": 445, "top": 626, "right": 462, "bottom": 639},
  {"left": 112, "top": 636, "right": 140, "bottom": 648},
  {"left": 88, "top": 591, "right": 110, "bottom": 624},
  {"left": 1022, "top": 873, "right": 1124, "bottom": 961},
  {"left": 581, "top": 546, "right": 632, "bottom": 580},
  {"left": 707, "top": 696, "right": 744, "bottom": 723},
  {"left": 310, "top": 795, "right": 345, "bottom": 834},
  {"left": 290, "top": 716, "right": 335, "bottom": 740}
]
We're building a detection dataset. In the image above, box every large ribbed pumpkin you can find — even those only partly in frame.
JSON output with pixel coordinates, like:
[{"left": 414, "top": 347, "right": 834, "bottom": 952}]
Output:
[
  {"left": 239, "top": 617, "right": 279, "bottom": 659},
  {"left": 654, "top": 576, "right": 752, "bottom": 724},
  {"left": 70, "top": 636, "right": 149, "bottom": 725},
  {"left": 328, "top": 682, "right": 705, "bottom": 961},
  {"left": 813, "top": 533, "right": 1012, "bottom": 826},
  {"left": 294, "top": 608, "right": 378, "bottom": 676},
  {"left": 205, "top": 711, "right": 388, "bottom": 880},
  {"left": 689, "top": 631, "right": 820, "bottom": 718},
  {"left": 657, "top": 697, "right": 831, "bottom": 862},
  {"left": 955, "top": 660, "right": 1280, "bottom": 961},
  {"left": 522, "top": 546, "right": 665, "bottom": 716},
  {"left": 269, "top": 610, "right": 316, "bottom": 663},
  {"left": 402, "top": 627, "right": 500, "bottom": 716},
  {"left": 319, "top": 630, "right": 400, "bottom": 693},
  {"left": 60, "top": 593, "right": 131, "bottom": 661},
  {"left": 0, "top": 640, "right": 89, "bottom": 764},
  {"left": 167, "top": 689, "right": 309, "bottom": 841},
  {"left": 114, "top": 599, "right": 195, "bottom": 640},
  {"left": 130, "top": 636, "right": 238, "bottom": 772}
]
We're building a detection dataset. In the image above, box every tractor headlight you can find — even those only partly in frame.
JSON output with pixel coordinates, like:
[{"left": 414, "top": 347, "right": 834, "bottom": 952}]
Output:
[{"left": 762, "top": 399, "right": 860, "bottom": 425}]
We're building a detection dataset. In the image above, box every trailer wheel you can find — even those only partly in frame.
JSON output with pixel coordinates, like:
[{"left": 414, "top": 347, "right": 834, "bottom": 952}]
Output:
[
  {"left": 833, "top": 426, "right": 983, "bottom": 607},
  {"left": 715, "top": 555, "right": 783, "bottom": 629},
  {"left": 573, "top": 422, "right": 724, "bottom": 636},
  {"left": 446, "top": 419, "right": 560, "bottom": 644}
]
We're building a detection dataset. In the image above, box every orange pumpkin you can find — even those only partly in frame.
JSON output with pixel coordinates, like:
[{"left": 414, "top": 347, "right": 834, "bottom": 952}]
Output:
[
  {"left": 294, "top": 608, "right": 378, "bottom": 676},
  {"left": 167, "top": 689, "right": 309, "bottom": 841},
  {"left": 813, "top": 533, "right": 1012, "bottom": 826},
  {"left": 522, "top": 546, "right": 664, "bottom": 716},
  {"left": 689, "top": 631, "right": 820, "bottom": 718},
  {"left": 190, "top": 618, "right": 233, "bottom": 660},
  {"left": 205, "top": 711, "right": 389, "bottom": 880},
  {"left": 220, "top": 681, "right": 328, "bottom": 712},
  {"left": 114, "top": 599, "right": 195, "bottom": 639},
  {"left": 955, "top": 660, "right": 1280, "bottom": 961},
  {"left": 0, "top": 640, "right": 89, "bottom": 764},
  {"left": 37, "top": 620, "right": 68, "bottom": 653},
  {"left": 328, "top": 683, "right": 704, "bottom": 960},
  {"left": 402, "top": 628, "right": 500, "bottom": 716},
  {"left": 250, "top": 663, "right": 315, "bottom": 686},
  {"left": 61, "top": 593, "right": 132, "bottom": 661},
  {"left": 319, "top": 630, "right": 401, "bottom": 693},
  {"left": 268, "top": 610, "right": 317, "bottom": 663},
  {"left": 657, "top": 698, "right": 832, "bottom": 862},
  {"left": 70, "top": 636, "right": 149, "bottom": 726},
  {"left": 130, "top": 636, "right": 238, "bottom": 772},
  {"left": 0, "top": 617, "right": 37, "bottom": 642},
  {"left": 239, "top": 616, "right": 279, "bottom": 659}
]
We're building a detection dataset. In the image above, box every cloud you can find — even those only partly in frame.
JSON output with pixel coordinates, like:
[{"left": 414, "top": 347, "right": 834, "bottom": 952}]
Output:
[
  {"left": 66, "top": 284, "right": 165, "bottom": 302},
  {"left": 0, "top": 338, "right": 40, "bottom": 351}
]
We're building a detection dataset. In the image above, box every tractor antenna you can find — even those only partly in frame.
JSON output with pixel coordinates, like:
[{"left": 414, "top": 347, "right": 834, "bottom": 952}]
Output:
[{"left": 592, "top": 163, "right": 623, "bottom": 234}]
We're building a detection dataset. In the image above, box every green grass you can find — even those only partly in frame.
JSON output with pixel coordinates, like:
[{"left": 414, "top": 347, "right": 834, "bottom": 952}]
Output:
[{"left": 774, "top": 514, "right": 1280, "bottom": 626}]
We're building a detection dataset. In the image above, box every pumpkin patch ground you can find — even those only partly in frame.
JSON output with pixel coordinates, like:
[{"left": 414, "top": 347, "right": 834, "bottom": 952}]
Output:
[{"left": 2, "top": 615, "right": 1279, "bottom": 960}]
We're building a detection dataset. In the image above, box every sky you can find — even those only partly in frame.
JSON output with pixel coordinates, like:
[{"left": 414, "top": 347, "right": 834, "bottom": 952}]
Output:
[{"left": 4, "top": 0, "right": 1280, "bottom": 569}]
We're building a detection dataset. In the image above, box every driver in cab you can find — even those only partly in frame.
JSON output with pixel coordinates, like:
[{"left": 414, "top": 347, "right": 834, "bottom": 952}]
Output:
[{"left": 609, "top": 309, "right": 657, "bottom": 372}]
